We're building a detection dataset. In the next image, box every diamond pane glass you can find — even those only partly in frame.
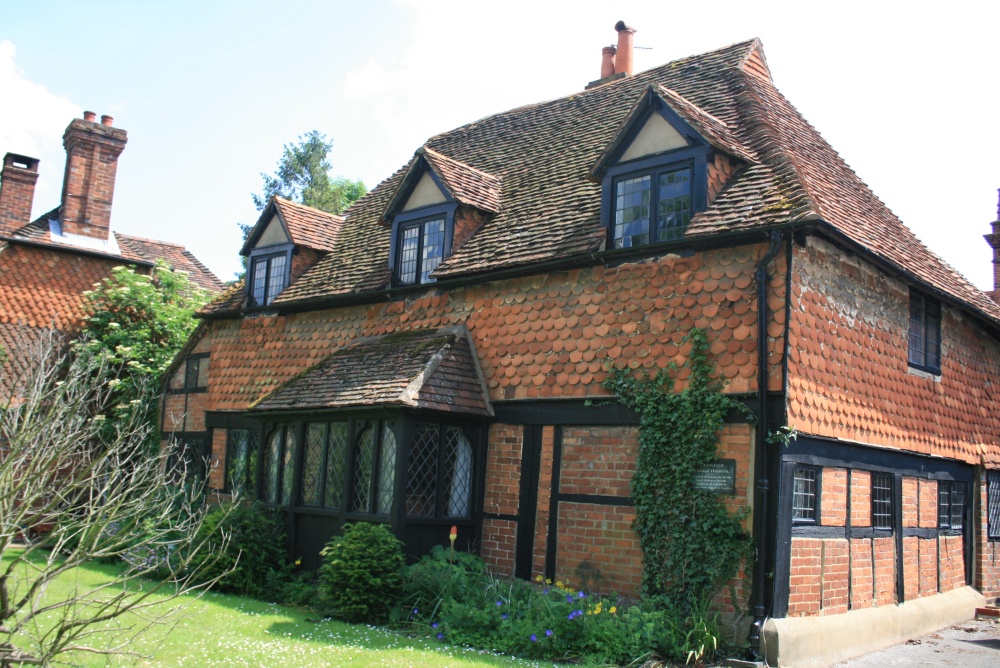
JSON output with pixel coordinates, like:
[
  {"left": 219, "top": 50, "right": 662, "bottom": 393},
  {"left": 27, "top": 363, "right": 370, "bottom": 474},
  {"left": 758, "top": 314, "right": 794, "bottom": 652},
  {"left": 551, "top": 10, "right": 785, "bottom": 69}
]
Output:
[
  {"left": 657, "top": 169, "right": 691, "bottom": 240},
  {"left": 300, "top": 423, "right": 325, "bottom": 506},
  {"left": 407, "top": 424, "right": 440, "bottom": 517},
  {"left": 377, "top": 425, "right": 397, "bottom": 515},
  {"left": 420, "top": 219, "right": 445, "bottom": 284},
  {"left": 226, "top": 429, "right": 248, "bottom": 494},
  {"left": 988, "top": 472, "right": 1000, "bottom": 539},
  {"left": 263, "top": 428, "right": 282, "bottom": 504},
  {"left": 399, "top": 227, "right": 420, "bottom": 285},
  {"left": 353, "top": 423, "right": 375, "bottom": 512},
  {"left": 444, "top": 427, "right": 473, "bottom": 518},
  {"left": 281, "top": 427, "right": 297, "bottom": 506},
  {"left": 614, "top": 176, "right": 650, "bottom": 248},
  {"left": 324, "top": 422, "right": 349, "bottom": 509}
]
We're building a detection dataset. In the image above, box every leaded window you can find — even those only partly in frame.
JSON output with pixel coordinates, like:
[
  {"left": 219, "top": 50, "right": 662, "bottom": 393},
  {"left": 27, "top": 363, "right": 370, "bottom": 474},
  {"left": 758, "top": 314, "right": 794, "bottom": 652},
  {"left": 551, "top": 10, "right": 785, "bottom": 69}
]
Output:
[
  {"left": 397, "top": 217, "right": 445, "bottom": 285},
  {"left": 613, "top": 166, "right": 691, "bottom": 249},
  {"left": 183, "top": 355, "right": 208, "bottom": 390},
  {"left": 166, "top": 434, "right": 209, "bottom": 483},
  {"left": 406, "top": 423, "right": 474, "bottom": 519},
  {"left": 261, "top": 424, "right": 296, "bottom": 505},
  {"left": 225, "top": 428, "right": 258, "bottom": 495},
  {"left": 325, "top": 422, "right": 349, "bottom": 509},
  {"left": 250, "top": 253, "right": 288, "bottom": 306},
  {"left": 938, "top": 481, "right": 965, "bottom": 530},
  {"left": 987, "top": 471, "right": 1000, "bottom": 540},
  {"left": 871, "top": 472, "right": 893, "bottom": 530},
  {"left": 908, "top": 292, "right": 941, "bottom": 373},
  {"left": 792, "top": 466, "right": 819, "bottom": 523},
  {"left": 349, "top": 420, "right": 397, "bottom": 516}
]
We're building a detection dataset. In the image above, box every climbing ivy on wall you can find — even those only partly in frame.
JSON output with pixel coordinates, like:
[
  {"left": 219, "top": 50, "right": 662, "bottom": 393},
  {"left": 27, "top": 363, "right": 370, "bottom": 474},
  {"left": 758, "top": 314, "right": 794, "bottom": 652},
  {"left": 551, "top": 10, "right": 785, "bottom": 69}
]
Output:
[{"left": 602, "top": 328, "right": 753, "bottom": 612}]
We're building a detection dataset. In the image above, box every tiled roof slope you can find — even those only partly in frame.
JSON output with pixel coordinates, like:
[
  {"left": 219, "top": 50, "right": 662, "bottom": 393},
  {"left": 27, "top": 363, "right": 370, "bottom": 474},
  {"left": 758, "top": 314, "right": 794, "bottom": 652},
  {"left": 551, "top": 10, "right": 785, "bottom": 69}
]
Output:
[
  {"left": 216, "top": 38, "right": 997, "bottom": 329},
  {"left": 4, "top": 207, "right": 225, "bottom": 293},
  {"left": 250, "top": 325, "right": 493, "bottom": 417},
  {"left": 419, "top": 148, "right": 502, "bottom": 214},
  {"left": 272, "top": 198, "right": 345, "bottom": 253}
]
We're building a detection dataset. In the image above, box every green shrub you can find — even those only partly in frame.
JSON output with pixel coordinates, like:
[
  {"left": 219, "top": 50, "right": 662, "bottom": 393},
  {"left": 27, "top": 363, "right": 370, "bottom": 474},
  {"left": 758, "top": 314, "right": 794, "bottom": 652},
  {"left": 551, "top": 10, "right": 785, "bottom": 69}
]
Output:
[
  {"left": 186, "top": 500, "right": 290, "bottom": 599},
  {"left": 318, "top": 522, "right": 404, "bottom": 623}
]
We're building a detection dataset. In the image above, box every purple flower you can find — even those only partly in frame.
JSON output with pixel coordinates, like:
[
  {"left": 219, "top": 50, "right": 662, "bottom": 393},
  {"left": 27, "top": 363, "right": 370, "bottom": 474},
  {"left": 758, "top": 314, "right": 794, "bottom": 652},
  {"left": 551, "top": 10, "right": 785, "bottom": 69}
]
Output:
[
  {"left": 578, "top": 590, "right": 586, "bottom": 599},
  {"left": 530, "top": 634, "right": 538, "bottom": 642},
  {"left": 566, "top": 594, "right": 573, "bottom": 603},
  {"left": 542, "top": 588, "right": 549, "bottom": 594},
  {"left": 496, "top": 600, "right": 503, "bottom": 607},
  {"left": 437, "top": 633, "right": 444, "bottom": 640},
  {"left": 545, "top": 629, "right": 553, "bottom": 637},
  {"left": 501, "top": 613, "right": 508, "bottom": 620},
  {"left": 431, "top": 622, "right": 438, "bottom": 629}
]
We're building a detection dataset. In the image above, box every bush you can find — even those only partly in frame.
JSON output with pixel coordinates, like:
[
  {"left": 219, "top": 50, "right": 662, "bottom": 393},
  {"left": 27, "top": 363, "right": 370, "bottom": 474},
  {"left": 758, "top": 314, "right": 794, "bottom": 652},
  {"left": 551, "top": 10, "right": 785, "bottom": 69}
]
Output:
[
  {"left": 186, "top": 501, "right": 290, "bottom": 599},
  {"left": 318, "top": 522, "right": 404, "bottom": 623}
]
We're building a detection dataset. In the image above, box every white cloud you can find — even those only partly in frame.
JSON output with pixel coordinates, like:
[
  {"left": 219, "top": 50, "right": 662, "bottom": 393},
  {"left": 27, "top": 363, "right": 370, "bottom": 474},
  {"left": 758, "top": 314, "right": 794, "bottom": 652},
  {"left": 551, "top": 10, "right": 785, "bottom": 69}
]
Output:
[{"left": 0, "top": 40, "right": 80, "bottom": 217}]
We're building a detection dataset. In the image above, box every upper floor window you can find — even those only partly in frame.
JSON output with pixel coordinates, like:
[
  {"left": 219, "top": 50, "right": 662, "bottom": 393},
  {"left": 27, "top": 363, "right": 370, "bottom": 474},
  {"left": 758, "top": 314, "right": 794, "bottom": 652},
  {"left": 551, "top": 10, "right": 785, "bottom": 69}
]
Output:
[
  {"left": 398, "top": 216, "right": 446, "bottom": 285},
  {"left": 250, "top": 251, "right": 289, "bottom": 306},
  {"left": 183, "top": 354, "right": 209, "bottom": 391},
  {"left": 908, "top": 292, "right": 941, "bottom": 373},
  {"left": 613, "top": 166, "right": 692, "bottom": 248}
]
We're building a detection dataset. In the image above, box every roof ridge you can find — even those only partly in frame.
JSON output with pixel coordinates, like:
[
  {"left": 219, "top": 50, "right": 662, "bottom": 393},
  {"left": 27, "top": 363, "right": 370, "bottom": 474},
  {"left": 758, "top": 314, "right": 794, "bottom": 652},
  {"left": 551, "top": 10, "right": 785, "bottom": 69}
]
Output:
[
  {"left": 420, "top": 147, "right": 500, "bottom": 180},
  {"left": 114, "top": 231, "right": 185, "bottom": 248},
  {"left": 273, "top": 196, "right": 345, "bottom": 221}
]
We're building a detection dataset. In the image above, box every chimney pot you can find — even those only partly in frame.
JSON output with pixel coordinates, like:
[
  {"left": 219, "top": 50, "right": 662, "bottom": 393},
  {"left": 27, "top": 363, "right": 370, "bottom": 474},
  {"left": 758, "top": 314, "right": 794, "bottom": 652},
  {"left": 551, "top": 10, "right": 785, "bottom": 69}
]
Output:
[
  {"left": 613, "top": 21, "right": 637, "bottom": 76},
  {"left": 83, "top": 111, "right": 97, "bottom": 122},
  {"left": 101, "top": 115, "right": 114, "bottom": 127},
  {"left": 601, "top": 46, "right": 617, "bottom": 79}
]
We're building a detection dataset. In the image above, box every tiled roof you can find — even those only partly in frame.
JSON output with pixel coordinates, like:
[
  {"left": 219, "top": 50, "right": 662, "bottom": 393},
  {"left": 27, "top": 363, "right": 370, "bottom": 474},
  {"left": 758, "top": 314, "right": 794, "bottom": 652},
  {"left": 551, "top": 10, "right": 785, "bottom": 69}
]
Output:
[
  {"left": 250, "top": 325, "right": 493, "bottom": 417},
  {"left": 3, "top": 207, "right": 225, "bottom": 293},
  {"left": 272, "top": 197, "right": 345, "bottom": 253},
  {"left": 419, "top": 148, "right": 502, "bottom": 214},
  {"left": 202, "top": 37, "right": 1000, "bottom": 331}
]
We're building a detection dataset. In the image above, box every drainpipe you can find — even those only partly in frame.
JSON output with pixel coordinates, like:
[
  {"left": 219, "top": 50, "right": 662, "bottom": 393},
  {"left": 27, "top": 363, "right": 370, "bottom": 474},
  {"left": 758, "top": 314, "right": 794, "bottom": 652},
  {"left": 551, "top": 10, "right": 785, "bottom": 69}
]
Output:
[{"left": 749, "top": 230, "right": 783, "bottom": 659}]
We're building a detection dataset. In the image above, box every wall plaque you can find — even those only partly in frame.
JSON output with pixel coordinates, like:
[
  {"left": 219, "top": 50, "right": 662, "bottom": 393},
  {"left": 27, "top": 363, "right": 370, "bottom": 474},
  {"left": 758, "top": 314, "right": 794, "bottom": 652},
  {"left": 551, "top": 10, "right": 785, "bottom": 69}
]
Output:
[{"left": 692, "top": 459, "right": 736, "bottom": 495}]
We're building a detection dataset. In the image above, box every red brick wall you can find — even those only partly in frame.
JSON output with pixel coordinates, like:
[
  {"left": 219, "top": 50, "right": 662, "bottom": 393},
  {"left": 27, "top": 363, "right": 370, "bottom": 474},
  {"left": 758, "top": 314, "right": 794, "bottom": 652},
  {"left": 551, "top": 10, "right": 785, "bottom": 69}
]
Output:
[
  {"left": 939, "top": 535, "right": 965, "bottom": 592},
  {"left": 209, "top": 428, "right": 226, "bottom": 490},
  {"left": 788, "top": 538, "right": 822, "bottom": 616},
  {"left": 531, "top": 426, "right": 555, "bottom": 579},
  {"left": 975, "top": 473, "right": 1000, "bottom": 601},
  {"left": 821, "top": 467, "right": 847, "bottom": 526},
  {"left": 481, "top": 518, "right": 517, "bottom": 578},
  {"left": 919, "top": 537, "right": 938, "bottom": 596},
  {"left": 555, "top": 502, "right": 640, "bottom": 595},
  {"left": 559, "top": 426, "right": 637, "bottom": 497},
  {"left": 820, "top": 539, "right": 849, "bottom": 615},
  {"left": 902, "top": 536, "right": 919, "bottom": 601},
  {"left": 850, "top": 538, "right": 874, "bottom": 609},
  {"left": 873, "top": 536, "right": 896, "bottom": 606},
  {"left": 788, "top": 235, "right": 1000, "bottom": 463},
  {"left": 483, "top": 424, "right": 522, "bottom": 517},
  {"left": 851, "top": 470, "right": 871, "bottom": 527}
]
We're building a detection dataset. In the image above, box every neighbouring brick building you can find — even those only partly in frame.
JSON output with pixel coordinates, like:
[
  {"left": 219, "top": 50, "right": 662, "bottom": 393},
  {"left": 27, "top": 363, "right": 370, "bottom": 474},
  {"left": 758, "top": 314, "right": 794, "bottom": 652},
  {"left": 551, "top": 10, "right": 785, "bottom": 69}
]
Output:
[
  {"left": 162, "top": 27, "right": 1000, "bottom": 667},
  {"left": 0, "top": 113, "right": 224, "bottom": 379}
]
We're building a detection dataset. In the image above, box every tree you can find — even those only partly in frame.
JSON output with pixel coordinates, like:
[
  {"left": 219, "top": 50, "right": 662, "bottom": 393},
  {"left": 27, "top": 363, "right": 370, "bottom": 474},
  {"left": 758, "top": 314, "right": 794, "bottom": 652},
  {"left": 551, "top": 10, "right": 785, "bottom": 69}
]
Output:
[
  {"left": 251, "top": 130, "right": 366, "bottom": 215},
  {"left": 0, "top": 331, "right": 231, "bottom": 666},
  {"left": 74, "top": 260, "right": 208, "bottom": 444}
]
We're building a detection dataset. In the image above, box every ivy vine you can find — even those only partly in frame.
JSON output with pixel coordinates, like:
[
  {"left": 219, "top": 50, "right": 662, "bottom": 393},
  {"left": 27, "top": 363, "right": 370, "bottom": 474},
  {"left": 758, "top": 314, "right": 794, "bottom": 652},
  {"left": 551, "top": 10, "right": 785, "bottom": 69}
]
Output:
[{"left": 602, "top": 328, "right": 753, "bottom": 612}]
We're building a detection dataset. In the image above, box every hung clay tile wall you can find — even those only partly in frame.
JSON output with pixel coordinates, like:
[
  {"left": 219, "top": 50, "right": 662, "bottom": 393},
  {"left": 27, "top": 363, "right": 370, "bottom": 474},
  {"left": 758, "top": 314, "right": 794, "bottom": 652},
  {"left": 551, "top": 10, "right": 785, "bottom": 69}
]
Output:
[
  {"left": 291, "top": 247, "right": 323, "bottom": 284},
  {"left": 787, "top": 235, "right": 1000, "bottom": 463},
  {"left": 975, "top": 477, "right": 1000, "bottom": 599},
  {"left": 0, "top": 243, "right": 122, "bottom": 331},
  {"left": 195, "top": 242, "right": 786, "bottom": 415},
  {"left": 707, "top": 153, "right": 736, "bottom": 202},
  {"left": 453, "top": 206, "right": 486, "bottom": 253}
]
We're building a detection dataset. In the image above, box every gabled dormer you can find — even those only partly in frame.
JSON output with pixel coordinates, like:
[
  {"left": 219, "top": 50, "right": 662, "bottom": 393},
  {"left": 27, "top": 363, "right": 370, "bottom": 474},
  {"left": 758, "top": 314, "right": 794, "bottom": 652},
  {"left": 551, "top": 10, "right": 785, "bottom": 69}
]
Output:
[
  {"left": 591, "top": 85, "right": 754, "bottom": 250},
  {"left": 381, "top": 147, "right": 500, "bottom": 287},
  {"left": 241, "top": 197, "right": 343, "bottom": 307}
]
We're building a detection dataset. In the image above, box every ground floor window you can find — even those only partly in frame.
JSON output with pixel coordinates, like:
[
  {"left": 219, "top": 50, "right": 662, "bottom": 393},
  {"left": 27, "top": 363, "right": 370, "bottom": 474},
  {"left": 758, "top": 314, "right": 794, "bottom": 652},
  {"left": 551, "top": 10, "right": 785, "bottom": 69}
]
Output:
[
  {"left": 871, "top": 471, "right": 893, "bottom": 530},
  {"left": 988, "top": 471, "right": 1000, "bottom": 539},
  {"left": 166, "top": 433, "right": 209, "bottom": 482},
  {"left": 791, "top": 466, "right": 820, "bottom": 523},
  {"left": 406, "top": 423, "right": 474, "bottom": 518},
  {"left": 262, "top": 424, "right": 298, "bottom": 505},
  {"left": 225, "top": 429, "right": 259, "bottom": 494},
  {"left": 937, "top": 480, "right": 965, "bottom": 530}
]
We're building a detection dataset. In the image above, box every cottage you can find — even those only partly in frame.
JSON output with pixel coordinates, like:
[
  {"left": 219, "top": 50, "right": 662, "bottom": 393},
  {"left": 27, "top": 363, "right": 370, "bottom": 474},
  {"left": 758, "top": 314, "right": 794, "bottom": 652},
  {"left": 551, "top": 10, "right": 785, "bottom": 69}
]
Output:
[
  {"left": 0, "top": 113, "right": 224, "bottom": 379},
  {"left": 162, "top": 27, "right": 1000, "bottom": 667}
]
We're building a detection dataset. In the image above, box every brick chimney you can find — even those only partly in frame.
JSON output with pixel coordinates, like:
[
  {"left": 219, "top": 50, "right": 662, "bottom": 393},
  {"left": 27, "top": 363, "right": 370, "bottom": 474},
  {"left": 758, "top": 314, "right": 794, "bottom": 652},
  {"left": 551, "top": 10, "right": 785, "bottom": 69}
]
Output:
[
  {"left": 0, "top": 153, "right": 41, "bottom": 237},
  {"left": 984, "top": 188, "right": 1000, "bottom": 302},
  {"left": 60, "top": 112, "right": 127, "bottom": 240},
  {"left": 614, "top": 21, "right": 637, "bottom": 76}
]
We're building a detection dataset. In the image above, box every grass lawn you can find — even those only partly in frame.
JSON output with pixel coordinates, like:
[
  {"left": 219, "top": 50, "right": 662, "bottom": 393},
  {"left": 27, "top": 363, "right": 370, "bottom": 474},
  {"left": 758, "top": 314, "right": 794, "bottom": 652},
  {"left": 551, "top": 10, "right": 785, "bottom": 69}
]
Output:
[{"left": 3, "top": 552, "right": 556, "bottom": 667}]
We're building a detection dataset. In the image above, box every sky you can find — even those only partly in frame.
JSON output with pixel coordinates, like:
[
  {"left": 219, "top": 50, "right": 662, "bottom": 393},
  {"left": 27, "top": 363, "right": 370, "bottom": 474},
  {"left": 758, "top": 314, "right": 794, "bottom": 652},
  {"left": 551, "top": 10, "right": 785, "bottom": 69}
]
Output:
[{"left": 1, "top": 0, "right": 998, "bottom": 288}]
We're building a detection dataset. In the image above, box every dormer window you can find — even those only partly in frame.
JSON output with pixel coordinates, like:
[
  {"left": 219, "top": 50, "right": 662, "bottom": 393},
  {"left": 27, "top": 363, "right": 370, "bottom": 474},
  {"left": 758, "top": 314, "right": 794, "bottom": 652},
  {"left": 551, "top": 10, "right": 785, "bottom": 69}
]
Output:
[
  {"left": 398, "top": 215, "right": 446, "bottom": 285},
  {"left": 250, "top": 251, "right": 289, "bottom": 306},
  {"left": 613, "top": 166, "right": 692, "bottom": 248}
]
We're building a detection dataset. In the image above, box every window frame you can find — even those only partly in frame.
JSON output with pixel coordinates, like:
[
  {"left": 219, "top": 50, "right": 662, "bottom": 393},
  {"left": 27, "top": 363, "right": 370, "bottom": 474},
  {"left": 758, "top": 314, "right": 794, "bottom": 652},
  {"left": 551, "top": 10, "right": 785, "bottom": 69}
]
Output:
[
  {"left": 937, "top": 480, "right": 966, "bottom": 531},
  {"left": 224, "top": 428, "right": 259, "bottom": 495},
  {"left": 987, "top": 470, "right": 1000, "bottom": 540},
  {"left": 908, "top": 291, "right": 942, "bottom": 374},
  {"left": 246, "top": 243, "right": 293, "bottom": 307},
  {"left": 871, "top": 471, "right": 894, "bottom": 531},
  {"left": 389, "top": 203, "right": 457, "bottom": 287},
  {"left": 178, "top": 353, "right": 209, "bottom": 393},
  {"left": 791, "top": 465, "right": 821, "bottom": 525},
  {"left": 405, "top": 421, "right": 476, "bottom": 520}
]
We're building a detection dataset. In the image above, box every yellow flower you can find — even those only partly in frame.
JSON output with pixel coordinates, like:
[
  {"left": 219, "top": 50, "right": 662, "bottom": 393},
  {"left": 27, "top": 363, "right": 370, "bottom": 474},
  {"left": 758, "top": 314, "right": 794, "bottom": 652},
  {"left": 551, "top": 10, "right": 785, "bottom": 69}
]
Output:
[
  {"left": 609, "top": 606, "right": 617, "bottom": 614},
  {"left": 535, "top": 575, "right": 543, "bottom": 583},
  {"left": 295, "top": 558, "right": 302, "bottom": 566},
  {"left": 555, "top": 580, "right": 563, "bottom": 589},
  {"left": 545, "top": 578, "right": 552, "bottom": 585}
]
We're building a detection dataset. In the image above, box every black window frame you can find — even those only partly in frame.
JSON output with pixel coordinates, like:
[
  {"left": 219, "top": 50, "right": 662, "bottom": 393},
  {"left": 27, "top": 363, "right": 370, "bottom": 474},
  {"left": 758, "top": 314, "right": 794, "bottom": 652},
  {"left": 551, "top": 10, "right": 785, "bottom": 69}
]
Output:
[
  {"left": 937, "top": 480, "right": 965, "bottom": 531},
  {"left": 871, "top": 471, "right": 894, "bottom": 531},
  {"left": 908, "top": 291, "right": 942, "bottom": 374},
  {"left": 599, "top": 98, "right": 710, "bottom": 251},
  {"left": 246, "top": 244, "right": 293, "bottom": 307},
  {"left": 389, "top": 202, "right": 457, "bottom": 287},
  {"left": 178, "top": 353, "right": 209, "bottom": 393},
  {"left": 791, "top": 465, "right": 821, "bottom": 524},
  {"left": 224, "top": 428, "right": 259, "bottom": 495},
  {"left": 988, "top": 470, "right": 1000, "bottom": 540},
  {"left": 405, "top": 421, "right": 477, "bottom": 520},
  {"left": 165, "top": 432, "right": 210, "bottom": 483}
]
